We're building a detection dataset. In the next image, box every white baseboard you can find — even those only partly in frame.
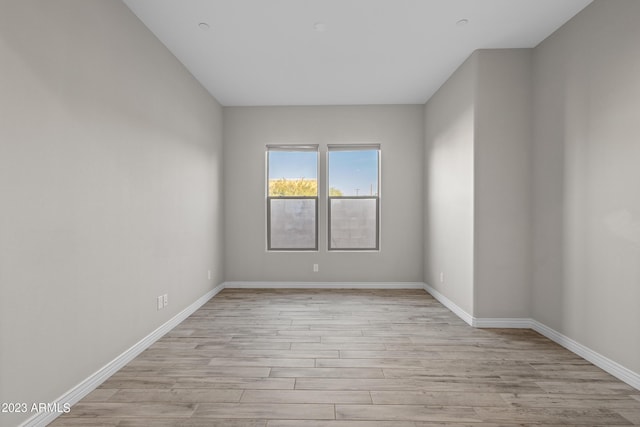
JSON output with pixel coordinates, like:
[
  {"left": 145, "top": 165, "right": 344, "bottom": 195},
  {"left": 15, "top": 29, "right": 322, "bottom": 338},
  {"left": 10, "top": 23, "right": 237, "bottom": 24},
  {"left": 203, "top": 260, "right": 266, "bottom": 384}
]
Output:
[
  {"left": 19, "top": 284, "right": 225, "bottom": 427},
  {"left": 423, "top": 283, "right": 640, "bottom": 391},
  {"left": 224, "top": 281, "right": 426, "bottom": 289},
  {"left": 423, "top": 283, "right": 474, "bottom": 326},
  {"left": 530, "top": 320, "right": 640, "bottom": 391}
]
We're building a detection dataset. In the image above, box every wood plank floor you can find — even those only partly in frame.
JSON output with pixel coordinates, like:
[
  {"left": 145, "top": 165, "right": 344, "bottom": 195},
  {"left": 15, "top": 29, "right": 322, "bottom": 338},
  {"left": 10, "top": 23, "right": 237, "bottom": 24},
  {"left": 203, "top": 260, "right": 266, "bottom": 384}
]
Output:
[{"left": 51, "top": 289, "right": 640, "bottom": 426}]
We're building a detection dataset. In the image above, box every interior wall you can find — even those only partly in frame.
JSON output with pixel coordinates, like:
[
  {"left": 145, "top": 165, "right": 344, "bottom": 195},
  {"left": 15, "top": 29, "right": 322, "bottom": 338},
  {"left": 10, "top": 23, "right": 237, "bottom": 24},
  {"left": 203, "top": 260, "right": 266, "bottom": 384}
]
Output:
[
  {"left": 474, "top": 49, "right": 532, "bottom": 318},
  {"left": 223, "top": 105, "right": 424, "bottom": 283},
  {"left": 0, "top": 2, "right": 224, "bottom": 426},
  {"left": 423, "top": 54, "right": 477, "bottom": 315},
  {"left": 532, "top": 0, "right": 640, "bottom": 374}
]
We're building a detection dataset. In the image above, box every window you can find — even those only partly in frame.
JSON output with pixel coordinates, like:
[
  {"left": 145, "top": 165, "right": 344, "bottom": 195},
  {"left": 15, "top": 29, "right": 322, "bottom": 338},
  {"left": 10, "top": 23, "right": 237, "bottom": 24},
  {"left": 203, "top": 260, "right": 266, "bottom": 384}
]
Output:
[
  {"left": 328, "top": 144, "right": 380, "bottom": 250},
  {"left": 266, "top": 145, "right": 318, "bottom": 250}
]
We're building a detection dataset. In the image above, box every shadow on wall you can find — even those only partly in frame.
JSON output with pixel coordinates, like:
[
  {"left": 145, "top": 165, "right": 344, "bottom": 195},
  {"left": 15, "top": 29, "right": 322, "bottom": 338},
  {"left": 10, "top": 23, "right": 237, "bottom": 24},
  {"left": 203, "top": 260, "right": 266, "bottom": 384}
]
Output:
[{"left": 423, "top": 93, "right": 475, "bottom": 315}]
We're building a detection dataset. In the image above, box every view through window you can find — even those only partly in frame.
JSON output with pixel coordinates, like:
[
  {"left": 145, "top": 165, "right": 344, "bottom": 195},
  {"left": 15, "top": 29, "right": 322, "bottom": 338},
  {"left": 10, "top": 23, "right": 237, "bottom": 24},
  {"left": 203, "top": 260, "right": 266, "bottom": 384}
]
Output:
[
  {"left": 266, "top": 145, "right": 318, "bottom": 250},
  {"left": 266, "top": 144, "right": 380, "bottom": 251},
  {"left": 328, "top": 145, "right": 380, "bottom": 250}
]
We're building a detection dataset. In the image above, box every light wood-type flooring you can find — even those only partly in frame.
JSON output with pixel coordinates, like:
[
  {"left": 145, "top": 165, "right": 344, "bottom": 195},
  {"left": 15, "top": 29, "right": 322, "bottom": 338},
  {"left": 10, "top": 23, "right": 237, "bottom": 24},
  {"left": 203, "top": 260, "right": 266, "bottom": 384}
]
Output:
[{"left": 51, "top": 289, "right": 640, "bottom": 426}]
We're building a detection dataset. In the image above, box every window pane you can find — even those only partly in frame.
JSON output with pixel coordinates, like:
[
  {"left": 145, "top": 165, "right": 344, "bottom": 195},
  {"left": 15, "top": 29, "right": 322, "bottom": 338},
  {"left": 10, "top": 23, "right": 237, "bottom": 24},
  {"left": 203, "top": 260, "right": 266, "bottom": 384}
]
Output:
[
  {"left": 328, "top": 150, "right": 378, "bottom": 197},
  {"left": 268, "top": 151, "right": 317, "bottom": 196},
  {"left": 329, "top": 198, "right": 377, "bottom": 249},
  {"left": 269, "top": 198, "right": 316, "bottom": 249}
]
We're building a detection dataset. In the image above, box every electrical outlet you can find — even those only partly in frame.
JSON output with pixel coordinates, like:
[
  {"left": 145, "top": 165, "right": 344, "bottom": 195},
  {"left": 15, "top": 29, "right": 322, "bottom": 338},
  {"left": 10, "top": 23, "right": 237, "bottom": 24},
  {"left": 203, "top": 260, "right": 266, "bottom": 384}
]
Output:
[
  {"left": 163, "top": 294, "right": 168, "bottom": 307},
  {"left": 313, "top": 264, "right": 319, "bottom": 272},
  {"left": 157, "top": 296, "right": 163, "bottom": 310},
  {"left": 440, "top": 272, "right": 444, "bottom": 283},
  {"left": 208, "top": 270, "right": 211, "bottom": 280}
]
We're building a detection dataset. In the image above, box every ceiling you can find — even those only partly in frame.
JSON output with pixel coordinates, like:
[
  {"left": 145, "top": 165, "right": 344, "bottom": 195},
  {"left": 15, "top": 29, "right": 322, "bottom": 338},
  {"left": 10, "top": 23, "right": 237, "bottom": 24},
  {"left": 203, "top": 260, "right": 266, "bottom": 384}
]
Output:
[{"left": 122, "top": 0, "right": 592, "bottom": 106}]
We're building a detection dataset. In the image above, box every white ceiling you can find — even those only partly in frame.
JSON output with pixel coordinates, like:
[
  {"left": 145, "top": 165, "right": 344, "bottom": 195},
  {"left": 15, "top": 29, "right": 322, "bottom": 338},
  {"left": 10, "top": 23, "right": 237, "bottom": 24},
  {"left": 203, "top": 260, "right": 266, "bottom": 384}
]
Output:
[{"left": 122, "top": 0, "right": 592, "bottom": 106}]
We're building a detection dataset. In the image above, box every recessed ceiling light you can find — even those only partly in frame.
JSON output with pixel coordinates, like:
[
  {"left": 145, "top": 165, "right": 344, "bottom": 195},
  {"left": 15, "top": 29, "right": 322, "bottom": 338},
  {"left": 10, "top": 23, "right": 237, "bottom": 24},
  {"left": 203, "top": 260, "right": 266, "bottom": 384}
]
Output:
[
  {"left": 313, "top": 22, "right": 327, "bottom": 32},
  {"left": 456, "top": 19, "right": 469, "bottom": 26},
  {"left": 198, "top": 22, "right": 210, "bottom": 31}
]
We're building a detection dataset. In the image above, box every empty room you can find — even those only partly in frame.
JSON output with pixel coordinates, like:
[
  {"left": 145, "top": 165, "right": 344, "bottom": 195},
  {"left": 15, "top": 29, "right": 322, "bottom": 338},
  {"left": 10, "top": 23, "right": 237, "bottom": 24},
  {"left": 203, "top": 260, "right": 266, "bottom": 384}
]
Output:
[{"left": 1, "top": 0, "right": 640, "bottom": 426}]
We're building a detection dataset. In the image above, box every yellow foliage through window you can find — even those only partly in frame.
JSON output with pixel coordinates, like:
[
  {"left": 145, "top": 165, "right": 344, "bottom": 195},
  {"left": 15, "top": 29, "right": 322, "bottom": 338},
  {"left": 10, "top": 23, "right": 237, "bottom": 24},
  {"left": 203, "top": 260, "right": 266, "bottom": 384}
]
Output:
[
  {"left": 269, "top": 178, "right": 317, "bottom": 196},
  {"left": 269, "top": 178, "right": 344, "bottom": 197}
]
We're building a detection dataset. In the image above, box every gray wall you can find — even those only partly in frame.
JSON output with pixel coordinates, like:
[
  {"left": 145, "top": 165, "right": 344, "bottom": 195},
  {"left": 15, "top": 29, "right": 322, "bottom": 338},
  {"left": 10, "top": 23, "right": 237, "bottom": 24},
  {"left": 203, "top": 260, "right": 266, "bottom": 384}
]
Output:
[
  {"left": 0, "top": 2, "right": 224, "bottom": 426},
  {"left": 224, "top": 106, "right": 424, "bottom": 282},
  {"left": 474, "top": 49, "right": 532, "bottom": 318},
  {"left": 532, "top": 0, "right": 640, "bottom": 374},
  {"left": 424, "top": 49, "right": 532, "bottom": 319},
  {"left": 424, "top": 0, "right": 640, "bottom": 378},
  {"left": 423, "top": 54, "right": 477, "bottom": 315}
]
